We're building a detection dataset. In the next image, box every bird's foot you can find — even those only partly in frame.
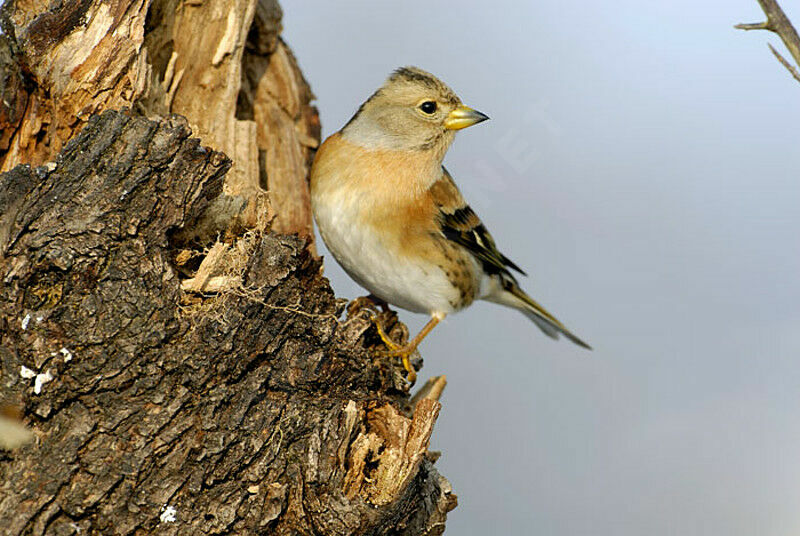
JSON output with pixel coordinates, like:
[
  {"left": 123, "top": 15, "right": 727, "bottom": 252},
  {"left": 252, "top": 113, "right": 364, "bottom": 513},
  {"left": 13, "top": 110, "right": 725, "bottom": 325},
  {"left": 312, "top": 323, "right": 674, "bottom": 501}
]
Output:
[{"left": 370, "top": 312, "right": 419, "bottom": 385}]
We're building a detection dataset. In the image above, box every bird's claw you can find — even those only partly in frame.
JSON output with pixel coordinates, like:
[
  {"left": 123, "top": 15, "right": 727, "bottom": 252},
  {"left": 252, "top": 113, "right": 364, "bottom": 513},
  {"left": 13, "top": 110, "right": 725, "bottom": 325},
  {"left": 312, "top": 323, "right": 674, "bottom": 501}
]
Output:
[{"left": 369, "top": 311, "right": 418, "bottom": 385}]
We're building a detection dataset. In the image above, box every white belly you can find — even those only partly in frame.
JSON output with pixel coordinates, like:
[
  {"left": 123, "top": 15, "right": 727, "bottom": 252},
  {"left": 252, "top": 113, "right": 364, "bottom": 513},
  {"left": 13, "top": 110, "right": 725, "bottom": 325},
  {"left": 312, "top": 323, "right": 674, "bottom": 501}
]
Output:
[{"left": 312, "top": 188, "right": 459, "bottom": 315}]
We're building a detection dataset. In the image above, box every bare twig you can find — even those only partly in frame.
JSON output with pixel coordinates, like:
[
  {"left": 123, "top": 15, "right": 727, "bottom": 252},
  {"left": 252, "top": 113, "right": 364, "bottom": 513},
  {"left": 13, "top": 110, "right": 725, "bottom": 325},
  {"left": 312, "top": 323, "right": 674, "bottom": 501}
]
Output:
[
  {"left": 736, "top": 0, "right": 800, "bottom": 83},
  {"left": 768, "top": 43, "right": 800, "bottom": 82},
  {"left": 735, "top": 22, "right": 768, "bottom": 31}
]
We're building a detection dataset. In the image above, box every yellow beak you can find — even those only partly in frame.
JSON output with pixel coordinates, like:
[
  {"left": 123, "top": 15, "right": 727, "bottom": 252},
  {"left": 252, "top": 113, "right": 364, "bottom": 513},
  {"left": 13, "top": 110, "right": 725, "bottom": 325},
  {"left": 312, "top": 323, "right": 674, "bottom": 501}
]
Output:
[{"left": 444, "top": 105, "right": 490, "bottom": 130}]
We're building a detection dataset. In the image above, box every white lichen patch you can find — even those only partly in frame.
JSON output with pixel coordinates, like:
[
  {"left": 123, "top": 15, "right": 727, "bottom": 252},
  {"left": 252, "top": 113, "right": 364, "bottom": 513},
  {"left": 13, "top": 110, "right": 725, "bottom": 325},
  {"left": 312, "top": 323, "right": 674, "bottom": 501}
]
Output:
[
  {"left": 20, "top": 365, "right": 56, "bottom": 395},
  {"left": 160, "top": 504, "right": 177, "bottom": 523},
  {"left": 33, "top": 369, "right": 54, "bottom": 395},
  {"left": 60, "top": 347, "right": 74, "bottom": 362},
  {"left": 21, "top": 313, "right": 31, "bottom": 330}
]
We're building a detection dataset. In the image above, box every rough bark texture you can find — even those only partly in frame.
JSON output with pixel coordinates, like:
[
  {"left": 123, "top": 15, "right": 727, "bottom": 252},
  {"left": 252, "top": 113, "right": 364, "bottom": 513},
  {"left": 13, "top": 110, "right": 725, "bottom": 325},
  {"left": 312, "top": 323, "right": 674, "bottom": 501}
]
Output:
[{"left": 0, "top": 1, "right": 455, "bottom": 534}]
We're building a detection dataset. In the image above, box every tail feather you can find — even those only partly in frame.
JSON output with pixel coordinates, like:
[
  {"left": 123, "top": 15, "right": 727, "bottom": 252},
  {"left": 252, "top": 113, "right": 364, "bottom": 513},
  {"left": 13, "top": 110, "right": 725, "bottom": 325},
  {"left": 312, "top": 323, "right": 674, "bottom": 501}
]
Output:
[{"left": 486, "top": 279, "right": 592, "bottom": 350}]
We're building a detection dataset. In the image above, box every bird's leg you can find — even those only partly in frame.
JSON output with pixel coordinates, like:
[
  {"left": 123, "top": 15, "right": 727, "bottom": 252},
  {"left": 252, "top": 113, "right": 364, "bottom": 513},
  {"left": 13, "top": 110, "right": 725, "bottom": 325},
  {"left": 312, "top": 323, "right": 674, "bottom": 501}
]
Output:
[{"left": 373, "top": 313, "right": 445, "bottom": 385}]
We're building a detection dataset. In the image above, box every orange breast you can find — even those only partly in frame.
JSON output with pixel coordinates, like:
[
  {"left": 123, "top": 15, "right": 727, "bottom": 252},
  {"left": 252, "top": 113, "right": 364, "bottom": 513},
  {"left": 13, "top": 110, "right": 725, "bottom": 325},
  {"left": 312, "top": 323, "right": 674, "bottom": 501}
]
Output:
[
  {"left": 310, "top": 132, "right": 482, "bottom": 310},
  {"left": 312, "top": 133, "right": 442, "bottom": 256}
]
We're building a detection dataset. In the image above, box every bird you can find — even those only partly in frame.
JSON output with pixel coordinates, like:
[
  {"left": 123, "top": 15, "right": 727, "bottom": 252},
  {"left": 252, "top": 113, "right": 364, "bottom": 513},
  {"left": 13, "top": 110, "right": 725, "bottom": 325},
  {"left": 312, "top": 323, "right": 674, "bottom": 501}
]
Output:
[{"left": 310, "top": 66, "right": 590, "bottom": 383}]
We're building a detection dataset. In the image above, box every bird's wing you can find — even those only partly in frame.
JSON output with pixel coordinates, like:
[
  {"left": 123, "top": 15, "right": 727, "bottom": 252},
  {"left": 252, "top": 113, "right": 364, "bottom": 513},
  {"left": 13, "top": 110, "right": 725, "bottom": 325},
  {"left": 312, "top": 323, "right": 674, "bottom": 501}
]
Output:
[
  {"left": 428, "top": 169, "right": 591, "bottom": 350},
  {"left": 429, "top": 167, "right": 526, "bottom": 278}
]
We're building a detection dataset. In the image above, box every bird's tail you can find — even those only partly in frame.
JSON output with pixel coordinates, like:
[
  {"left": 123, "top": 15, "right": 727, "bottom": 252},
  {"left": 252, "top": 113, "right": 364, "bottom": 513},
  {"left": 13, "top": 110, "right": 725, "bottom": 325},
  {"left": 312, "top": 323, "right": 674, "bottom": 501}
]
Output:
[{"left": 486, "top": 279, "right": 592, "bottom": 350}]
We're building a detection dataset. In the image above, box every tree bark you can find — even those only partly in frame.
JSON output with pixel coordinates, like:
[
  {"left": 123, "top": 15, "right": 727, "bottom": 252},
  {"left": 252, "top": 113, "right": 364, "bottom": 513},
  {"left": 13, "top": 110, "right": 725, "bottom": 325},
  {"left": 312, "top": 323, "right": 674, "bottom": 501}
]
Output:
[{"left": 0, "top": 1, "right": 455, "bottom": 534}]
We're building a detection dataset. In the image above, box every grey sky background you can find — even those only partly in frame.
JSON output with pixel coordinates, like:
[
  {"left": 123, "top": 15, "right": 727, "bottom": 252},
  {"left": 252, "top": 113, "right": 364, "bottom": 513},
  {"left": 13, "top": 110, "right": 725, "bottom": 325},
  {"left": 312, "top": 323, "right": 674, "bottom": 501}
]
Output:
[{"left": 282, "top": 1, "right": 800, "bottom": 534}]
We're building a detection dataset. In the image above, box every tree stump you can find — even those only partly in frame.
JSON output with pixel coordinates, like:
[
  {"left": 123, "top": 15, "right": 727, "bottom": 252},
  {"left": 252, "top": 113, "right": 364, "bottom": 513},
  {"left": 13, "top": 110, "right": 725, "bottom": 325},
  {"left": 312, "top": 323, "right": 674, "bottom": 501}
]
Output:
[{"left": 0, "top": 1, "right": 456, "bottom": 534}]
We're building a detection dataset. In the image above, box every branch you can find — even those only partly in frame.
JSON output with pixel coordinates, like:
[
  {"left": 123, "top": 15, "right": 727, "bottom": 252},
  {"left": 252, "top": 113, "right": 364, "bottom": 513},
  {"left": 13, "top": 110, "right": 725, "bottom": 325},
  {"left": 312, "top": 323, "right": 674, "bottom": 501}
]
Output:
[
  {"left": 768, "top": 43, "right": 800, "bottom": 83},
  {"left": 736, "top": 0, "right": 800, "bottom": 83}
]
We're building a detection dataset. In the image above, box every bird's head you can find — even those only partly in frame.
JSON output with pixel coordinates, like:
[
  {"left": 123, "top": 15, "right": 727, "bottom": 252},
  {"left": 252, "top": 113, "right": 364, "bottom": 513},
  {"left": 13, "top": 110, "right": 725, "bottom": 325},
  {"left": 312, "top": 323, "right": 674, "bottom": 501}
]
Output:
[{"left": 341, "top": 66, "right": 489, "bottom": 158}]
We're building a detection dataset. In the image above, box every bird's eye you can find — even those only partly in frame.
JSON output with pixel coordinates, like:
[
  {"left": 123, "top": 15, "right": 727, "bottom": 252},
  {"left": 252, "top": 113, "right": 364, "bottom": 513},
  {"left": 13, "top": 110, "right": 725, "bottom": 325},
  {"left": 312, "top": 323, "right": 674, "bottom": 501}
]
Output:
[{"left": 419, "top": 101, "right": 437, "bottom": 114}]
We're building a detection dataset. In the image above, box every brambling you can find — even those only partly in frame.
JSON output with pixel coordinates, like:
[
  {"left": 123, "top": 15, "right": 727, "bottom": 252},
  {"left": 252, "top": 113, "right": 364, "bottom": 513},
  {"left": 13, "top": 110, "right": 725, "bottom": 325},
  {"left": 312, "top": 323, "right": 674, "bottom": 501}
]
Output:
[{"left": 311, "top": 66, "right": 590, "bottom": 383}]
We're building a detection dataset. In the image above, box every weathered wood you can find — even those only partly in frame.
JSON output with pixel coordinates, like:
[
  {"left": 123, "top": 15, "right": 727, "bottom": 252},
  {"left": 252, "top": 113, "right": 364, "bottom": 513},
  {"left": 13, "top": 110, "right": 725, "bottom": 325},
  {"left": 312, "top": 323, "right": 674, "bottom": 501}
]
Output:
[{"left": 0, "top": 0, "right": 318, "bottom": 237}]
